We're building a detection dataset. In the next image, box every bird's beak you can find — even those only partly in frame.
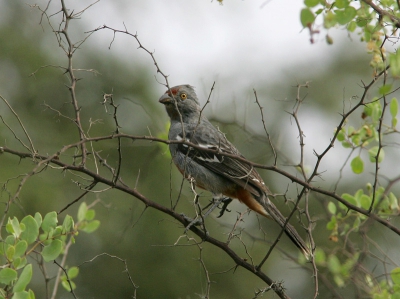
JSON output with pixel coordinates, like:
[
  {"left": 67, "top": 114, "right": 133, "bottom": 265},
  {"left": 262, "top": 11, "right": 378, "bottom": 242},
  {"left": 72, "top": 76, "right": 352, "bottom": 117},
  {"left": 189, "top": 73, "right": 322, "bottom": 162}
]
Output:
[{"left": 159, "top": 93, "right": 172, "bottom": 104}]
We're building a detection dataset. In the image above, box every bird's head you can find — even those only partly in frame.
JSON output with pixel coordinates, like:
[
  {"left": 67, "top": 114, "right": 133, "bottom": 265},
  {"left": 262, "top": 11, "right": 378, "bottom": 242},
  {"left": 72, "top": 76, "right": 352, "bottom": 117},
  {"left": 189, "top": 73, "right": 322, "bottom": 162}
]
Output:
[{"left": 159, "top": 85, "right": 200, "bottom": 121}]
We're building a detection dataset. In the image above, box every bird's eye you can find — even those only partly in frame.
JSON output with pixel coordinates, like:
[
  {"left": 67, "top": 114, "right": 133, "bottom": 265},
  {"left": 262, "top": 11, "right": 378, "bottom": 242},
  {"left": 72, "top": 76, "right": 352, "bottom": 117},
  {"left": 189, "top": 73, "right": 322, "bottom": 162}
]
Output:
[{"left": 180, "top": 93, "right": 187, "bottom": 100}]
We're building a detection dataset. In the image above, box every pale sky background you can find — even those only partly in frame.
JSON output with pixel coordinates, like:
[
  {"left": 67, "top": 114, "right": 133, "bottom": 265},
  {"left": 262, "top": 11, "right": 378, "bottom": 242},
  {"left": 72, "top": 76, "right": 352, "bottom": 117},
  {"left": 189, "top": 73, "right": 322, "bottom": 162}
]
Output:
[{"left": 85, "top": 0, "right": 341, "bottom": 89}]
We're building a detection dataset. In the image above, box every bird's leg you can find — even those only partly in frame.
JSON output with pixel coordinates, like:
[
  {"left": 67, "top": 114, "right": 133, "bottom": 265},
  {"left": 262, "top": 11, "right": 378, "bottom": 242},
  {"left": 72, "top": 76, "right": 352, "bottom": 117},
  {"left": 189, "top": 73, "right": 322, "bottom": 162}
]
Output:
[
  {"left": 217, "top": 197, "right": 233, "bottom": 218},
  {"left": 185, "top": 195, "right": 230, "bottom": 233},
  {"left": 202, "top": 197, "right": 225, "bottom": 218},
  {"left": 201, "top": 196, "right": 233, "bottom": 218}
]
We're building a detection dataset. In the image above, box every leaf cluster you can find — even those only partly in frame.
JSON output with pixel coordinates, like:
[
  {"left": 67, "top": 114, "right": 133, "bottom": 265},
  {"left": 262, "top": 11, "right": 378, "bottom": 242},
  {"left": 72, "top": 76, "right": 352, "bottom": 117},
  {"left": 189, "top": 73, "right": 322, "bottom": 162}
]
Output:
[{"left": 0, "top": 202, "right": 99, "bottom": 299}]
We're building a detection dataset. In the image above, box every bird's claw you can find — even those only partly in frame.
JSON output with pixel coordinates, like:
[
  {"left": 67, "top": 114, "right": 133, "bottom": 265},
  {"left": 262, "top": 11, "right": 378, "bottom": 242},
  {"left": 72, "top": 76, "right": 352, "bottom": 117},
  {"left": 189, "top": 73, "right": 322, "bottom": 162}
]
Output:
[{"left": 217, "top": 197, "right": 233, "bottom": 218}]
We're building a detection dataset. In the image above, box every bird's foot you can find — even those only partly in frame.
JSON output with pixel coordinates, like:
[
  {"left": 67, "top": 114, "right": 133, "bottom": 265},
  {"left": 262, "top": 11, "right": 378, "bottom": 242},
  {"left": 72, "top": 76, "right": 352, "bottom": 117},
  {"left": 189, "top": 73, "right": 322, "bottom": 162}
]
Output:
[
  {"left": 217, "top": 197, "right": 233, "bottom": 218},
  {"left": 202, "top": 197, "right": 233, "bottom": 218}
]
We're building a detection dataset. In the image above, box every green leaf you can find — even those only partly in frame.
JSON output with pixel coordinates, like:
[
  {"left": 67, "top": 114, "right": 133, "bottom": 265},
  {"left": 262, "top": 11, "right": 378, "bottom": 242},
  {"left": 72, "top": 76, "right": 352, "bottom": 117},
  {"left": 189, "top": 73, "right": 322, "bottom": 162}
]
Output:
[
  {"left": 371, "top": 102, "right": 382, "bottom": 123},
  {"left": 82, "top": 220, "right": 100, "bottom": 233},
  {"left": 326, "top": 215, "right": 337, "bottom": 230},
  {"left": 354, "top": 189, "right": 364, "bottom": 205},
  {"left": 392, "top": 267, "right": 400, "bottom": 285},
  {"left": 341, "top": 140, "right": 353, "bottom": 148},
  {"left": 336, "top": 128, "right": 345, "bottom": 141},
  {"left": 333, "top": 274, "right": 345, "bottom": 287},
  {"left": 351, "top": 156, "right": 364, "bottom": 174},
  {"left": 85, "top": 210, "right": 95, "bottom": 221},
  {"left": 328, "top": 255, "right": 341, "bottom": 274},
  {"left": 62, "top": 280, "right": 76, "bottom": 292},
  {"left": 335, "top": 7, "right": 356, "bottom": 25},
  {"left": 77, "top": 202, "right": 88, "bottom": 222},
  {"left": 393, "top": 117, "right": 398, "bottom": 128},
  {"left": 379, "top": 84, "right": 392, "bottom": 95},
  {"left": 14, "top": 241, "right": 27, "bottom": 259},
  {"left": 13, "top": 264, "right": 32, "bottom": 293},
  {"left": 20, "top": 216, "right": 39, "bottom": 245},
  {"left": 15, "top": 258, "right": 27, "bottom": 270},
  {"left": 335, "top": 0, "right": 349, "bottom": 8},
  {"left": 327, "top": 202, "right": 337, "bottom": 214},
  {"left": 41, "top": 212, "right": 58, "bottom": 233},
  {"left": 347, "top": 21, "right": 356, "bottom": 32},
  {"left": 368, "top": 146, "right": 384, "bottom": 163},
  {"left": 304, "top": 0, "right": 320, "bottom": 7},
  {"left": 300, "top": 8, "right": 315, "bottom": 27},
  {"left": 67, "top": 266, "right": 79, "bottom": 279},
  {"left": 41, "top": 240, "right": 63, "bottom": 262},
  {"left": 324, "top": 11, "right": 337, "bottom": 28},
  {"left": 13, "top": 257, "right": 21, "bottom": 269},
  {"left": 314, "top": 248, "right": 326, "bottom": 265},
  {"left": 342, "top": 193, "right": 358, "bottom": 207},
  {"left": 7, "top": 218, "right": 22, "bottom": 238},
  {"left": 360, "top": 195, "right": 372, "bottom": 210},
  {"left": 363, "top": 104, "right": 372, "bottom": 117},
  {"left": 62, "top": 215, "right": 74, "bottom": 233},
  {"left": 390, "top": 51, "right": 400, "bottom": 77},
  {"left": 11, "top": 291, "right": 30, "bottom": 299},
  {"left": 6, "top": 245, "right": 15, "bottom": 261},
  {"left": 5, "top": 235, "right": 15, "bottom": 245},
  {"left": 390, "top": 98, "right": 398, "bottom": 118},
  {"left": 34, "top": 213, "right": 42, "bottom": 228},
  {"left": 356, "top": 17, "right": 368, "bottom": 27},
  {"left": 389, "top": 192, "right": 399, "bottom": 210},
  {"left": 0, "top": 268, "right": 17, "bottom": 284}
]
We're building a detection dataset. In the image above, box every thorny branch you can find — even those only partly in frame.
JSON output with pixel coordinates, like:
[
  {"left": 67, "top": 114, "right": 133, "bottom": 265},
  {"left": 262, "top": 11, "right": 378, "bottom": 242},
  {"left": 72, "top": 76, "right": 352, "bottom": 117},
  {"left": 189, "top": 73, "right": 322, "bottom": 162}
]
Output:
[
  {"left": 2, "top": 2, "right": 400, "bottom": 298},
  {"left": 0, "top": 146, "right": 290, "bottom": 299},
  {"left": 57, "top": 0, "right": 88, "bottom": 165}
]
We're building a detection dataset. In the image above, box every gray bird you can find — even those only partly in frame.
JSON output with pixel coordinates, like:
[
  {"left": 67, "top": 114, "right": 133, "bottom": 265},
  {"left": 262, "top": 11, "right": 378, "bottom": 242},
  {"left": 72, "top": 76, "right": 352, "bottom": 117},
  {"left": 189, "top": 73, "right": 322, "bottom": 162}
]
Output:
[{"left": 159, "top": 84, "right": 311, "bottom": 259}]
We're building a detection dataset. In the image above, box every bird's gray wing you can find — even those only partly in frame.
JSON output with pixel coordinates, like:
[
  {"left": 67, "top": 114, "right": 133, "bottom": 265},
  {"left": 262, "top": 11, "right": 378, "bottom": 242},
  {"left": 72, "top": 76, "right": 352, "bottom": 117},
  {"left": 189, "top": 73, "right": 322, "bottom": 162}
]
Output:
[{"left": 176, "top": 121, "right": 268, "bottom": 197}]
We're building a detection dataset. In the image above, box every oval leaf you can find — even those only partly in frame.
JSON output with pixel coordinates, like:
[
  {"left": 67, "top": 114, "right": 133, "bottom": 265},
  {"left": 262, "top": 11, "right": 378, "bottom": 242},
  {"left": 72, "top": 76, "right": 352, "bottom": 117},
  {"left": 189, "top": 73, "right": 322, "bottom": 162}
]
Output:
[
  {"left": 342, "top": 193, "right": 358, "bottom": 207},
  {"left": 0, "top": 268, "right": 17, "bottom": 284},
  {"left": 335, "top": 7, "right": 356, "bottom": 25},
  {"left": 62, "top": 215, "right": 74, "bottom": 233},
  {"left": 77, "top": 202, "right": 88, "bottom": 223},
  {"left": 41, "top": 212, "right": 58, "bottom": 233},
  {"left": 360, "top": 195, "right": 372, "bottom": 210},
  {"left": 390, "top": 98, "right": 398, "bottom": 118},
  {"left": 300, "top": 8, "right": 315, "bottom": 27},
  {"left": 20, "top": 216, "right": 39, "bottom": 245},
  {"left": 335, "top": 0, "right": 349, "bottom": 8},
  {"left": 14, "top": 241, "right": 27, "bottom": 259},
  {"left": 368, "top": 146, "right": 384, "bottom": 163},
  {"left": 11, "top": 291, "right": 30, "bottom": 299},
  {"left": 379, "top": 84, "right": 392, "bottom": 95},
  {"left": 327, "top": 202, "right": 337, "bottom": 214},
  {"left": 351, "top": 156, "right": 364, "bottom": 174},
  {"left": 82, "top": 220, "right": 100, "bottom": 233},
  {"left": 304, "top": 0, "right": 320, "bottom": 7},
  {"left": 390, "top": 51, "right": 400, "bottom": 77},
  {"left": 13, "top": 264, "right": 32, "bottom": 293},
  {"left": 34, "top": 213, "right": 42, "bottom": 228},
  {"left": 8, "top": 218, "right": 22, "bottom": 238},
  {"left": 328, "top": 255, "right": 341, "bottom": 274},
  {"left": 41, "top": 240, "right": 62, "bottom": 262},
  {"left": 67, "top": 267, "right": 79, "bottom": 279}
]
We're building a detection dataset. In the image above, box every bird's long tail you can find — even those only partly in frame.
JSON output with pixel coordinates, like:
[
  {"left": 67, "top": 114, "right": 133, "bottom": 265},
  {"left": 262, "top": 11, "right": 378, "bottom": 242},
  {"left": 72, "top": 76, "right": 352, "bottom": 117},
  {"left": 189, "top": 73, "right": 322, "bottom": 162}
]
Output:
[{"left": 259, "top": 195, "right": 311, "bottom": 260}]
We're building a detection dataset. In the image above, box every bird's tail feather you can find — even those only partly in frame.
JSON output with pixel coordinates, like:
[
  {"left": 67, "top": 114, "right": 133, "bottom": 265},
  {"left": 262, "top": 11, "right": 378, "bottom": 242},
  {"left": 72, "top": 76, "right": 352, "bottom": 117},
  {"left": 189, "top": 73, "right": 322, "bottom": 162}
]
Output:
[{"left": 260, "top": 195, "right": 311, "bottom": 260}]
